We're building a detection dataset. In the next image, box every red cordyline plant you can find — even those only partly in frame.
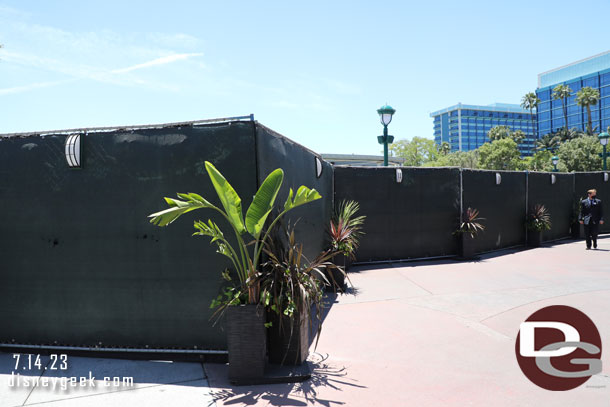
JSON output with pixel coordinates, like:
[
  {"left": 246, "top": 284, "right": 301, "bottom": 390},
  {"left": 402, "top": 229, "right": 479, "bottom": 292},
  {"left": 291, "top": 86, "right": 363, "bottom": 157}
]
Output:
[
  {"left": 329, "top": 200, "right": 365, "bottom": 259},
  {"left": 527, "top": 204, "right": 552, "bottom": 232},
  {"left": 457, "top": 207, "right": 485, "bottom": 238}
]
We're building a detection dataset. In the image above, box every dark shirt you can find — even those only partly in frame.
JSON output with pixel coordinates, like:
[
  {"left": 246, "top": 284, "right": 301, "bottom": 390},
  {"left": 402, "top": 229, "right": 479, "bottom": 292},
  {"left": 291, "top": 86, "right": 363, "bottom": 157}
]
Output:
[{"left": 579, "top": 198, "right": 604, "bottom": 225}]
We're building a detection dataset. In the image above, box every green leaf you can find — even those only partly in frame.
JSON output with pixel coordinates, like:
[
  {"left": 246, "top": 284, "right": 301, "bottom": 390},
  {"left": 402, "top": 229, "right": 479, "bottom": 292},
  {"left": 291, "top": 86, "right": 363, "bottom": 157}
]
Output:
[
  {"left": 245, "top": 168, "right": 284, "bottom": 238},
  {"left": 284, "top": 186, "right": 322, "bottom": 211},
  {"left": 148, "top": 195, "right": 213, "bottom": 227},
  {"left": 204, "top": 162, "right": 246, "bottom": 234}
]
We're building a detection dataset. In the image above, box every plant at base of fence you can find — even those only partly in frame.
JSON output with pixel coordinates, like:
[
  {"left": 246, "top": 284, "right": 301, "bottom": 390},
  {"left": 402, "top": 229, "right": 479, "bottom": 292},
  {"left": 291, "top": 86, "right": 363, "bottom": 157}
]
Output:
[
  {"left": 526, "top": 204, "right": 552, "bottom": 232},
  {"left": 148, "top": 161, "right": 322, "bottom": 307},
  {"left": 455, "top": 207, "right": 485, "bottom": 238},
  {"left": 570, "top": 196, "right": 585, "bottom": 225},
  {"left": 261, "top": 224, "right": 336, "bottom": 350},
  {"left": 329, "top": 200, "right": 366, "bottom": 259}
]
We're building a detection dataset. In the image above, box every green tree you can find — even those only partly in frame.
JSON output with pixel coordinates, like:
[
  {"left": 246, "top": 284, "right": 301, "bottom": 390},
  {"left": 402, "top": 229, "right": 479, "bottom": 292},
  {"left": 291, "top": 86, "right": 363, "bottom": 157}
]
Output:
[
  {"left": 576, "top": 86, "right": 600, "bottom": 135},
  {"left": 425, "top": 150, "right": 479, "bottom": 169},
  {"left": 523, "top": 150, "right": 553, "bottom": 171},
  {"left": 512, "top": 130, "right": 526, "bottom": 144},
  {"left": 478, "top": 138, "right": 523, "bottom": 170},
  {"left": 487, "top": 125, "right": 511, "bottom": 141},
  {"left": 536, "top": 133, "right": 561, "bottom": 152},
  {"left": 555, "top": 127, "right": 584, "bottom": 142},
  {"left": 552, "top": 84, "right": 572, "bottom": 129},
  {"left": 439, "top": 141, "right": 451, "bottom": 156},
  {"left": 521, "top": 92, "right": 540, "bottom": 139},
  {"left": 556, "top": 135, "right": 603, "bottom": 172},
  {"left": 389, "top": 137, "right": 438, "bottom": 166},
  {"left": 487, "top": 125, "right": 525, "bottom": 143}
]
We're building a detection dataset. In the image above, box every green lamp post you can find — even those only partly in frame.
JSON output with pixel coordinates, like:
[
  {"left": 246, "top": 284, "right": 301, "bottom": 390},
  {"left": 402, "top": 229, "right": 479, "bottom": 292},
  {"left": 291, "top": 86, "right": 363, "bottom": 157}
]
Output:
[
  {"left": 551, "top": 155, "right": 559, "bottom": 172},
  {"left": 376, "top": 104, "right": 396, "bottom": 166},
  {"left": 599, "top": 132, "right": 609, "bottom": 171}
]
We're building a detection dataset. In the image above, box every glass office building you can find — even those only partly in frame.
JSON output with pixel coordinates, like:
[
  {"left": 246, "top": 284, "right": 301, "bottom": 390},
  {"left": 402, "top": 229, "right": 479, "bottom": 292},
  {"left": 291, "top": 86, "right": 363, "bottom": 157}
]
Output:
[
  {"left": 537, "top": 50, "right": 610, "bottom": 136},
  {"left": 430, "top": 103, "right": 536, "bottom": 156}
]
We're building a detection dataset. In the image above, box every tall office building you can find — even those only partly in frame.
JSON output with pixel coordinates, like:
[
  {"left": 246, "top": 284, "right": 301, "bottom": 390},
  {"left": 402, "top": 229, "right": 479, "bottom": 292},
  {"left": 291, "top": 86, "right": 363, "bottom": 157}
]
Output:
[
  {"left": 536, "top": 50, "right": 610, "bottom": 137},
  {"left": 430, "top": 103, "right": 536, "bottom": 156}
]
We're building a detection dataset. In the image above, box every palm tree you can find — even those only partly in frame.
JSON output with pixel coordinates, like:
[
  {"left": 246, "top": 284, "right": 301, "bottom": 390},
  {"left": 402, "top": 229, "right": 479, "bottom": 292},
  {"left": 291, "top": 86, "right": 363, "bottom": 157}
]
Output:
[
  {"left": 536, "top": 134, "right": 560, "bottom": 152},
  {"left": 487, "top": 125, "right": 512, "bottom": 141},
  {"left": 511, "top": 130, "right": 526, "bottom": 144},
  {"left": 552, "top": 84, "right": 572, "bottom": 130},
  {"left": 521, "top": 92, "right": 540, "bottom": 141},
  {"left": 576, "top": 86, "right": 600, "bottom": 135},
  {"left": 556, "top": 127, "right": 583, "bottom": 142}
]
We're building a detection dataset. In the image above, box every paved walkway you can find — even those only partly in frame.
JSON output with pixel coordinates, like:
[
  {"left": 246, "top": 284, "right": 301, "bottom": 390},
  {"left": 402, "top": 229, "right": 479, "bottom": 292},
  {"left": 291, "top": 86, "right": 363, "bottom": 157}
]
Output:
[
  {"left": 1, "top": 236, "right": 609, "bottom": 406},
  {"left": 206, "top": 236, "right": 610, "bottom": 406}
]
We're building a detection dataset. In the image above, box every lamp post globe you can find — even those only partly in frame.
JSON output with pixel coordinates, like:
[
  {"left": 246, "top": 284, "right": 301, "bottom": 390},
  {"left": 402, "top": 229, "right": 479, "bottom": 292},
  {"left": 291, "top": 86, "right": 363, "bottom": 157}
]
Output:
[
  {"left": 551, "top": 155, "right": 559, "bottom": 172},
  {"left": 377, "top": 104, "right": 396, "bottom": 126},
  {"left": 377, "top": 104, "right": 396, "bottom": 166},
  {"left": 600, "top": 132, "right": 610, "bottom": 170}
]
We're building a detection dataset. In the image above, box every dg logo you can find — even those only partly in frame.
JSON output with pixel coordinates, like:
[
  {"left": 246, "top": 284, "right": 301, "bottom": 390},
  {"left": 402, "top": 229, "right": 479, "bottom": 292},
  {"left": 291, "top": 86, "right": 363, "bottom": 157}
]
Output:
[{"left": 515, "top": 305, "right": 602, "bottom": 391}]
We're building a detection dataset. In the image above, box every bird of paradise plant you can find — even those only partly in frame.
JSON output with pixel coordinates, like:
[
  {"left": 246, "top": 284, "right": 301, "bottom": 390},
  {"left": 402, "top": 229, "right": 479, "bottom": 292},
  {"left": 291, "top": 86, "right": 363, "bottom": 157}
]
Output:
[{"left": 148, "top": 161, "right": 321, "bottom": 306}]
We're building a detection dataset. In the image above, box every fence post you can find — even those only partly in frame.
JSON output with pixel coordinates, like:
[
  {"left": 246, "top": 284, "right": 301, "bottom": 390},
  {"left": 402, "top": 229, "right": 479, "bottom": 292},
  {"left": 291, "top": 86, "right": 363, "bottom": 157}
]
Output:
[
  {"left": 525, "top": 170, "right": 529, "bottom": 246},
  {"left": 459, "top": 168, "right": 463, "bottom": 224}
]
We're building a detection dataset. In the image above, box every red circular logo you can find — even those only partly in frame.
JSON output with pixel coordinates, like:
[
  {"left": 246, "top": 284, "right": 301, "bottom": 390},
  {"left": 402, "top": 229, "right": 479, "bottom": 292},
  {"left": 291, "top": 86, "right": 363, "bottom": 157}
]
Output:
[{"left": 515, "top": 305, "right": 602, "bottom": 391}]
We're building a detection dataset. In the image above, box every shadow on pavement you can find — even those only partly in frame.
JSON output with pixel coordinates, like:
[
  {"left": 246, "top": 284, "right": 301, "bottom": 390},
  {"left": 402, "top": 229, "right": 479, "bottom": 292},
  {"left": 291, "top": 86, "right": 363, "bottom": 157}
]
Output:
[{"left": 206, "top": 353, "right": 365, "bottom": 407}]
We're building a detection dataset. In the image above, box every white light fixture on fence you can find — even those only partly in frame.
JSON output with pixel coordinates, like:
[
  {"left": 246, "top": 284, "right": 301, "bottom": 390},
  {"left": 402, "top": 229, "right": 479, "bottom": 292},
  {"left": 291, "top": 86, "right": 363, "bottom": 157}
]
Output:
[
  {"left": 315, "top": 157, "right": 323, "bottom": 178},
  {"left": 396, "top": 168, "right": 403, "bottom": 183},
  {"left": 551, "top": 174, "right": 556, "bottom": 184},
  {"left": 604, "top": 172, "right": 609, "bottom": 182},
  {"left": 65, "top": 134, "right": 82, "bottom": 168},
  {"left": 495, "top": 173, "right": 502, "bottom": 185}
]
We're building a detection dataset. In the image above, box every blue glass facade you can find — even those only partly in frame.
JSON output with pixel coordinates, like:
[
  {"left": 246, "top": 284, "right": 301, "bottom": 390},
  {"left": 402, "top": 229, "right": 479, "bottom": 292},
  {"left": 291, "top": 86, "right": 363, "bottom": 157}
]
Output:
[
  {"left": 537, "top": 51, "right": 610, "bottom": 137},
  {"left": 430, "top": 103, "right": 536, "bottom": 156}
]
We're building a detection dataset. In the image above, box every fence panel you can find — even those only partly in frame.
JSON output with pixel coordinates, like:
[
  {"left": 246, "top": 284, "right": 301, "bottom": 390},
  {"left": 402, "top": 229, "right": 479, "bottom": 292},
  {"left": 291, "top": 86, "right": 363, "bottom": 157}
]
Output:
[
  {"left": 462, "top": 170, "right": 527, "bottom": 253},
  {"left": 0, "top": 122, "right": 258, "bottom": 350},
  {"left": 527, "top": 172, "right": 575, "bottom": 241},
  {"left": 334, "top": 166, "right": 460, "bottom": 261}
]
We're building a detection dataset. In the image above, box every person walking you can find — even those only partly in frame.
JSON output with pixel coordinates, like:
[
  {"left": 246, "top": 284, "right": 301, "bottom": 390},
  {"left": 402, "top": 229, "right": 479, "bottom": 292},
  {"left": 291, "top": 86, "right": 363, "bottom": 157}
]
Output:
[{"left": 579, "top": 189, "right": 604, "bottom": 249}]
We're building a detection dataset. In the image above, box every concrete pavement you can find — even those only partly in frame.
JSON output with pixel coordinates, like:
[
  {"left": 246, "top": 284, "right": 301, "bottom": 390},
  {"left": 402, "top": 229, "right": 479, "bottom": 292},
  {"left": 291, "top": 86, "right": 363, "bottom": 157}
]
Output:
[
  {"left": 206, "top": 236, "right": 610, "bottom": 406},
  {"left": 2, "top": 236, "right": 609, "bottom": 406}
]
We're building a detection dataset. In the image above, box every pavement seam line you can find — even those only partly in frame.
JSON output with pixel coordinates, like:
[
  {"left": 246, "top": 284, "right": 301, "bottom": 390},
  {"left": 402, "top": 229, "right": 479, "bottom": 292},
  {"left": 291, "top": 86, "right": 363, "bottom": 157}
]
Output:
[
  {"left": 478, "top": 287, "right": 610, "bottom": 323},
  {"left": 397, "top": 300, "right": 512, "bottom": 341},
  {"left": 392, "top": 269, "right": 435, "bottom": 295},
  {"left": 21, "top": 357, "right": 52, "bottom": 406}
]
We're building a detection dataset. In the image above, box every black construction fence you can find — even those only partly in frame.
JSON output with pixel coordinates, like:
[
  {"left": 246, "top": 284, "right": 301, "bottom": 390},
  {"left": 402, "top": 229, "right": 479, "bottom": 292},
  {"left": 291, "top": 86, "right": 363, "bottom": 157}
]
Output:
[
  {"left": 0, "top": 118, "right": 608, "bottom": 353},
  {"left": 0, "top": 119, "right": 330, "bottom": 354},
  {"left": 335, "top": 167, "right": 609, "bottom": 261}
]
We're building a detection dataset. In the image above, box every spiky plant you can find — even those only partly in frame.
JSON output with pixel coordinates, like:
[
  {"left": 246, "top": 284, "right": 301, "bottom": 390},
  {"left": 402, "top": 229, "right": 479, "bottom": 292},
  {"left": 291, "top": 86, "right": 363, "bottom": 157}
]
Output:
[
  {"left": 329, "top": 200, "right": 366, "bottom": 259},
  {"left": 457, "top": 207, "right": 485, "bottom": 238},
  {"left": 527, "top": 204, "right": 552, "bottom": 232},
  {"left": 261, "top": 224, "right": 337, "bottom": 359}
]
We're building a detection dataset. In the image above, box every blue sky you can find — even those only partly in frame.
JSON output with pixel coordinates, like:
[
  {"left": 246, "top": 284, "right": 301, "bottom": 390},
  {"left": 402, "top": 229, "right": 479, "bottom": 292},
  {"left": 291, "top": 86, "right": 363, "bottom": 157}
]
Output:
[{"left": 1, "top": 1, "right": 610, "bottom": 154}]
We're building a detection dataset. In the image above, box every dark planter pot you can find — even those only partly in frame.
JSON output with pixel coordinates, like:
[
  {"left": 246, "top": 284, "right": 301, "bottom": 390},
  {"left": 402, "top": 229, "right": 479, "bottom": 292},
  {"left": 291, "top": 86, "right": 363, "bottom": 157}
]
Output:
[
  {"left": 324, "top": 253, "right": 348, "bottom": 292},
  {"left": 226, "top": 304, "right": 267, "bottom": 383},
  {"left": 267, "top": 308, "right": 309, "bottom": 366},
  {"left": 528, "top": 230, "right": 543, "bottom": 247},
  {"left": 324, "top": 265, "right": 346, "bottom": 292},
  {"left": 570, "top": 222, "right": 582, "bottom": 239},
  {"left": 458, "top": 233, "right": 476, "bottom": 259},
  {"left": 331, "top": 252, "right": 353, "bottom": 271}
]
